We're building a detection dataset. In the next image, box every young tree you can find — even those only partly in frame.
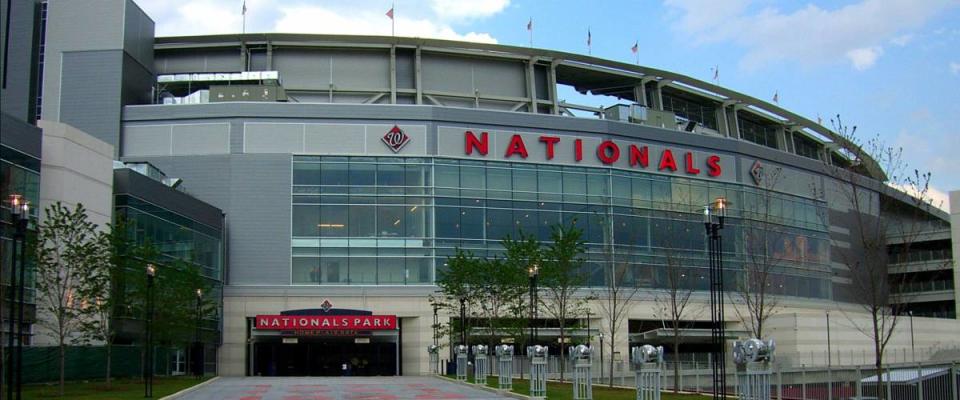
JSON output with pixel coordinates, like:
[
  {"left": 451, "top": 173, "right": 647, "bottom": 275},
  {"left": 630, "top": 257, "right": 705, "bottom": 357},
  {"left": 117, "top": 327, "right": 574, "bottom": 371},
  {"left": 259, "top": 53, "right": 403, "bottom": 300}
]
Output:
[
  {"left": 472, "top": 256, "right": 526, "bottom": 349},
  {"left": 433, "top": 249, "right": 481, "bottom": 347},
  {"left": 653, "top": 245, "right": 702, "bottom": 393},
  {"left": 732, "top": 166, "right": 787, "bottom": 338},
  {"left": 821, "top": 115, "right": 936, "bottom": 400},
  {"left": 501, "top": 231, "right": 543, "bottom": 349},
  {"left": 33, "top": 202, "right": 107, "bottom": 396},
  {"left": 538, "top": 223, "right": 590, "bottom": 382}
]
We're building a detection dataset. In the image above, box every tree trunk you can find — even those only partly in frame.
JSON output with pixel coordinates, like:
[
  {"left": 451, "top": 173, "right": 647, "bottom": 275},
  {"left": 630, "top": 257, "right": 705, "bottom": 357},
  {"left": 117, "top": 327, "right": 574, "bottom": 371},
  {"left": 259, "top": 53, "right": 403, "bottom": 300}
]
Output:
[
  {"left": 559, "top": 326, "right": 565, "bottom": 382},
  {"left": 608, "top": 333, "right": 615, "bottom": 388},
  {"left": 873, "top": 309, "right": 885, "bottom": 400},
  {"left": 106, "top": 341, "right": 112, "bottom": 388},
  {"left": 673, "top": 335, "right": 681, "bottom": 393},
  {"left": 59, "top": 342, "right": 66, "bottom": 396}
]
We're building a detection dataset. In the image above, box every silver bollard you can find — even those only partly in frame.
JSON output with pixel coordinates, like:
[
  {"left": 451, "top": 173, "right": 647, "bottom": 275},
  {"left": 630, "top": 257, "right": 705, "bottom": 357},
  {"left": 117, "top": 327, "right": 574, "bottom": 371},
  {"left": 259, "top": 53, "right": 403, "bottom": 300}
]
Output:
[
  {"left": 456, "top": 344, "right": 469, "bottom": 382},
  {"left": 632, "top": 345, "right": 664, "bottom": 400},
  {"left": 733, "top": 338, "right": 775, "bottom": 400},
  {"left": 570, "top": 344, "right": 593, "bottom": 400},
  {"left": 528, "top": 345, "right": 549, "bottom": 399},
  {"left": 496, "top": 344, "right": 514, "bottom": 391},
  {"left": 473, "top": 344, "right": 489, "bottom": 385},
  {"left": 427, "top": 345, "right": 440, "bottom": 375}
]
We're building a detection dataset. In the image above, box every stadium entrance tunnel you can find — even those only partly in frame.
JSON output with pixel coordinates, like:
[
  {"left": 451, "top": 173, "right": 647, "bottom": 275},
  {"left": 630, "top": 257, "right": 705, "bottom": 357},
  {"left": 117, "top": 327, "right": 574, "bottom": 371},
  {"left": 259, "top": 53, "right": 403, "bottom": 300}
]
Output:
[
  {"left": 251, "top": 336, "right": 398, "bottom": 376},
  {"left": 248, "top": 308, "right": 401, "bottom": 376}
]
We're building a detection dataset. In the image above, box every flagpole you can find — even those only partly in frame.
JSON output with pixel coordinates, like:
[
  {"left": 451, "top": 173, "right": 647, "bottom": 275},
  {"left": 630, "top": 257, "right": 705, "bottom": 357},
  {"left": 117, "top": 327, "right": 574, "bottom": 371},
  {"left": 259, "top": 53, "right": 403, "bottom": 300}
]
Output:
[
  {"left": 241, "top": 1, "right": 246, "bottom": 34},
  {"left": 528, "top": 18, "right": 533, "bottom": 47},
  {"left": 392, "top": 2, "right": 395, "bottom": 36}
]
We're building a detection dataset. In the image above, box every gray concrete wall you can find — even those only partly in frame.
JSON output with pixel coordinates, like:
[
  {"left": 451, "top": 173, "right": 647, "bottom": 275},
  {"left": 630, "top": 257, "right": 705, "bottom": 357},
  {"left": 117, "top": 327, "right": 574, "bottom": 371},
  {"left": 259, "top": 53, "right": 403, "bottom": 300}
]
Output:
[{"left": 41, "top": 0, "right": 154, "bottom": 154}]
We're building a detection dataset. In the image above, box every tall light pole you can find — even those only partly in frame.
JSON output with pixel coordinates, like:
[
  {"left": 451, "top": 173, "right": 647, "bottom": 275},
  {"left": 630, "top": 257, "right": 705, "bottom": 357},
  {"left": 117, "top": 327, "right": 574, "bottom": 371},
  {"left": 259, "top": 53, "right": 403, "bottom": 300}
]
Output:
[
  {"left": 528, "top": 264, "right": 539, "bottom": 348},
  {"left": 7, "top": 194, "right": 29, "bottom": 400},
  {"left": 145, "top": 264, "right": 156, "bottom": 398},
  {"left": 194, "top": 288, "right": 202, "bottom": 379},
  {"left": 599, "top": 332, "right": 604, "bottom": 383},
  {"left": 826, "top": 311, "right": 832, "bottom": 367},
  {"left": 909, "top": 311, "right": 915, "bottom": 362},
  {"left": 432, "top": 303, "right": 439, "bottom": 347},
  {"left": 704, "top": 197, "right": 727, "bottom": 400}
]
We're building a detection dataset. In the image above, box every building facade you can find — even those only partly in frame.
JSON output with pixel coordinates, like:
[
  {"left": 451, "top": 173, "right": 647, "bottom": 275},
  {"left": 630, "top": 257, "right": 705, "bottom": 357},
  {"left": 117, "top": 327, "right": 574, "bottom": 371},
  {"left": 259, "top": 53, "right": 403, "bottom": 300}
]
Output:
[{"left": 9, "top": 0, "right": 960, "bottom": 378}]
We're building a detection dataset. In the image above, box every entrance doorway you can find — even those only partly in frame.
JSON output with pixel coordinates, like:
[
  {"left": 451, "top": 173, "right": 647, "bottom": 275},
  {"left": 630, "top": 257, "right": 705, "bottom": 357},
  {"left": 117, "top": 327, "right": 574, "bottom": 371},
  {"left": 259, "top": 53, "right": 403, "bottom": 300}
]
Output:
[{"left": 252, "top": 336, "right": 398, "bottom": 376}]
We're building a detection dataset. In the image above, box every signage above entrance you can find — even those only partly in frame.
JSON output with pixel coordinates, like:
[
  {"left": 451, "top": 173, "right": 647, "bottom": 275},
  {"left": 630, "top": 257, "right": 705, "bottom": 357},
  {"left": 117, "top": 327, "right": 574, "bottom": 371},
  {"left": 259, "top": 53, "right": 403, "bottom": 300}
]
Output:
[{"left": 255, "top": 315, "right": 397, "bottom": 331}]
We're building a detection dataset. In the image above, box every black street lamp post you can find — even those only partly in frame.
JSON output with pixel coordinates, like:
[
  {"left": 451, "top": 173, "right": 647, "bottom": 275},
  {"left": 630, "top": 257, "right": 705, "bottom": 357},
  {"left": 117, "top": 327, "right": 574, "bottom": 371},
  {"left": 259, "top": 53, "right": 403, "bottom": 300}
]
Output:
[
  {"left": 599, "top": 331, "right": 604, "bottom": 383},
  {"left": 528, "top": 264, "right": 539, "bottom": 348},
  {"left": 194, "top": 288, "right": 202, "bottom": 378},
  {"left": 432, "top": 304, "right": 439, "bottom": 347},
  {"left": 704, "top": 197, "right": 728, "bottom": 400},
  {"left": 7, "top": 194, "right": 29, "bottom": 400},
  {"left": 145, "top": 264, "right": 156, "bottom": 398},
  {"left": 459, "top": 297, "right": 466, "bottom": 347}
]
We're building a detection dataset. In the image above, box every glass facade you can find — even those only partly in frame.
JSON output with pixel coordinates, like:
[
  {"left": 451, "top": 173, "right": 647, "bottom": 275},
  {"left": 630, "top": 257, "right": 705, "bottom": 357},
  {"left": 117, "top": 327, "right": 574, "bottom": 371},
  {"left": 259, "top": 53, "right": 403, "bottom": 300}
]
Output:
[
  {"left": 291, "top": 156, "right": 832, "bottom": 300},
  {"left": 114, "top": 194, "right": 224, "bottom": 338}
]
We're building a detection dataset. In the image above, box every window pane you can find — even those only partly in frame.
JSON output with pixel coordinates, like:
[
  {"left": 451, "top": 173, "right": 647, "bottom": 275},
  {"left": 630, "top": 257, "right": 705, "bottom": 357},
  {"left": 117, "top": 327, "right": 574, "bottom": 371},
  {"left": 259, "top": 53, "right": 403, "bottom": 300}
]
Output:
[
  {"left": 320, "top": 205, "right": 348, "bottom": 237},
  {"left": 292, "top": 257, "right": 319, "bottom": 284},
  {"left": 435, "top": 165, "right": 459, "bottom": 188},
  {"left": 350, "top": 258, "right": 377, "bottom": 284},
  {"left": 292, "top": 205, "right": 319, "bottom": 236},
  {"left": 378, "top": 258, "right": 406, "bottom": 284},
  {"left": 487, "top": 167, "right": 511, "bottom": 190},
  {"left": 349, "top": 205, "right": 376, "bottom": 237},
  {"left": 293, "top": 163, "right": 322, "bottom": 185},
  {"left": 320, "top": 257, "right": 348, "bottom": 284},
  {"left": 349, "top": 163, "right": 375, "bottom": 185},
  {"left": 321, "top": 163, "right": 348, "bottom": 185},
  {"left": 377, "top": 206, "right": 404, "bottom": 237},
  {"left": 377, "top": 164, "right": 405, "bottom": 186}
]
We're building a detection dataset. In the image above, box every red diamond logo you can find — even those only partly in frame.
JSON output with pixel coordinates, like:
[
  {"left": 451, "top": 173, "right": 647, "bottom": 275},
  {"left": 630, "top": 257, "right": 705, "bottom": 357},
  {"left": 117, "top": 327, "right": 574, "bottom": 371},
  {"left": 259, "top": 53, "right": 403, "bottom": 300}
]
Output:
[
  {"left": 320, "top": 299, "right": 333, "bottom": 312},
  {"left": 750, "top": 160, "right": 764, "bottom": 185},
  {"left": 382, "top": 125, "right": 410, "bottom": 153}
]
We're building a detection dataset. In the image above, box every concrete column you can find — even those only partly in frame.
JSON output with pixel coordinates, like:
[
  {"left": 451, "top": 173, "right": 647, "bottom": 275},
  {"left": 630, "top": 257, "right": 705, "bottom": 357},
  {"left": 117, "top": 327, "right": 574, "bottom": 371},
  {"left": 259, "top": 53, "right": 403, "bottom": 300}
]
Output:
[
  {"left": 415, "top": 46, "right": 423, "bottom": 105},
  {"left": 549, "top": 60, "right": 560, "bottom": 114},
  {"left": 390, "top": 46, "right": 397, "bottom": 104},
  {"left": 527, "top": 58, "right": 538, "bottom": 113}
]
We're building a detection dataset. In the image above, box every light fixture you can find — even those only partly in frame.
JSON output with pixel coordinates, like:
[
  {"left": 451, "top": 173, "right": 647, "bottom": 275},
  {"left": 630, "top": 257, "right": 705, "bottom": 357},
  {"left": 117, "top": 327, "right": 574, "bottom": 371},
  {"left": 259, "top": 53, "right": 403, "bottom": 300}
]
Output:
[
  {"left": 146, "top": 264, "right": 156, "bottom": 277},
  {"left": 318, "top": 223, "right": 345, "bottom": 228}
]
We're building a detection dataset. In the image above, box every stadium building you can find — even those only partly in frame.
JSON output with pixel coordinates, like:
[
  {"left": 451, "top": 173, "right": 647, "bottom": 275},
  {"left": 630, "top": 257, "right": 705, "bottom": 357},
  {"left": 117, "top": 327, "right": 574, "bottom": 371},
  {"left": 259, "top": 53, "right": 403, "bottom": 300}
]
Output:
[{"left": 3, "top": 0, "right": 960, "bottom": 378}]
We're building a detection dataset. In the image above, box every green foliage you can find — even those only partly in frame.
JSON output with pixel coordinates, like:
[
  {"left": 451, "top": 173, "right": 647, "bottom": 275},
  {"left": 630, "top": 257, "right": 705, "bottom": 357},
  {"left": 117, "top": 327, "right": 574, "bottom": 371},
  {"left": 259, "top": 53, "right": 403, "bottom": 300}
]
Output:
[{"left": 33, "top": 202, "right": 110, "bottom": 395}]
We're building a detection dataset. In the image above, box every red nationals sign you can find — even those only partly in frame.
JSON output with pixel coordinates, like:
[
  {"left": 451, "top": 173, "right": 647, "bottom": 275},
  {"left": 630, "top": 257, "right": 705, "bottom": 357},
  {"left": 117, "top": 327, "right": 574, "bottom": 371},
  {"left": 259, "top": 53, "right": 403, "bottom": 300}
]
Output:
[{"left": 255, "top": 315, "right": 397, "bottom": 331}]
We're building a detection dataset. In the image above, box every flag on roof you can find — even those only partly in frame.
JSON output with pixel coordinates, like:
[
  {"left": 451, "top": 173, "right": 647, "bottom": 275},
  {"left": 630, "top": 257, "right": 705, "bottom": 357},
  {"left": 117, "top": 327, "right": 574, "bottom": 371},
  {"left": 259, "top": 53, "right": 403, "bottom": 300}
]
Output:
[
  {"left": 386, "top": 6, "right": 394, "bottom": 20},
  {"left": 242, "top": 0, "right": 247, "bottom": 15},
  {"left": 713, "top": 66, "right": 719, "bottom": 81},
  {"left": 631, "top": 41, "right": 638, "bottom": 54},
  {"left": 527, "top": 18, "right": 532, "bottom": 31},
  {"left": 587, "top": 29, "right": 591, "bottom": 47},
  {"left": 772, "top": 91, "right": 779, "bottom": 104}
]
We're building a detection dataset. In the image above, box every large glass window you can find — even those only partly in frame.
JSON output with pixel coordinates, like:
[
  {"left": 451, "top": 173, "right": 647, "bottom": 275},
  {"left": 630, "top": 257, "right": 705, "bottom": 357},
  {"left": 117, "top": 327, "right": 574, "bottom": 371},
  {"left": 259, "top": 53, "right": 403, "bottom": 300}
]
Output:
[{"left": 290, "top": 156, "right": 830, "bottom": 297}]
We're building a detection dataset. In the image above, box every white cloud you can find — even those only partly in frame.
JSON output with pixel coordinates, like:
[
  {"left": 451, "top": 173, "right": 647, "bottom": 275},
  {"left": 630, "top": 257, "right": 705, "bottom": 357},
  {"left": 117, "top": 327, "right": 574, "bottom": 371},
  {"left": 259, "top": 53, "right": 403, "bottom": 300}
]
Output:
[
  {"left": 887, "top": 182, "right": 950, "bottom": 212},
  {"left": 951, "top": 61, "right": 960, "bottom": 75},
  {"left": 889, "top": 33, "right": 914, "bottom": 46},
  {"left": 665, "top": 0, "right": 958, "bottom": 71},
  {"left": 133, "top": 0, "right": 501, "bottom": 42},
  {"left": 430, "top": 0, "right": 510, "bottom": 20},
  {"left": 846, "top": 46, "right": 883, "bottom": 70}
]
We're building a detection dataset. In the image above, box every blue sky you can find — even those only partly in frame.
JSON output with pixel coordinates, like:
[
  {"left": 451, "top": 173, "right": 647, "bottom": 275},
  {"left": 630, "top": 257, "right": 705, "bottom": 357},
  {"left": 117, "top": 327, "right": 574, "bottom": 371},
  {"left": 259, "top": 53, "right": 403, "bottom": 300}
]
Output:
[{"left": 135, "top": 0, "right": 960, "bottom": 208}]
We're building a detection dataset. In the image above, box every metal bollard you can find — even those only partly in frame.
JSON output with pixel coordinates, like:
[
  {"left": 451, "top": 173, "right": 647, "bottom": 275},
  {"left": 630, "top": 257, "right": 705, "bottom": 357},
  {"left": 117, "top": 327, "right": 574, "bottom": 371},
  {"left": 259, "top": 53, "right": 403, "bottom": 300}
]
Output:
[
  {"left": 455, "top": 344, "right": 468, "bottom": 382},
  {"left": 570, "top": 344, "right": 593, "bottom": 400},
  {"left": 733, "top": 338, "right": 775, "bottom": 400},
  {"left": 427, "top": 345, "right": 440, "bottom": 375},
  {"left": 473, "top": 345, "right": 489, "bottom": 385},
  {"left": 496, "top": 345, "right": 514, "bottom": 391},
  {"left": 632, "top": 345, "right": 664, "bottom": 400},
  {"left": 528, "top": 345, "right": 549, "bottom": 399}
]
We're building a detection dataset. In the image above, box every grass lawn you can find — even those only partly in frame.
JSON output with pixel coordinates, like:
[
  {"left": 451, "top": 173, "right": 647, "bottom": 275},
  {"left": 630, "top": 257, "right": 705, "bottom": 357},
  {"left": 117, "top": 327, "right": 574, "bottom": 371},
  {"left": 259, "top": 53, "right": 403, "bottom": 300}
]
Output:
[
  {"left": 453, "top": 375, "right": 700, "bottom": 400},
  {"left": 23, "top": 376, "right": 211, "bottom": 399}
]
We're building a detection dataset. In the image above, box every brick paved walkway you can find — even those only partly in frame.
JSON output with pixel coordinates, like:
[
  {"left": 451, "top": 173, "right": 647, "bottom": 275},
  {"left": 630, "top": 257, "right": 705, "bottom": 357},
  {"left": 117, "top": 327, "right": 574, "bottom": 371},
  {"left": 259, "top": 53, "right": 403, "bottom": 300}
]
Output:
[{"left": 177, "top": 376, "right": 511, "bottom": 400}]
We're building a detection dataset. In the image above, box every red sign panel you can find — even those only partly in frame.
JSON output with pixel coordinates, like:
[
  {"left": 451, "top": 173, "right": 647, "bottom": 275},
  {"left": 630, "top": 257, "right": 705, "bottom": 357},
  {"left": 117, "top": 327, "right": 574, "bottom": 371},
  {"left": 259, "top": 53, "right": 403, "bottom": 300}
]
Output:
[{"left": 255, "top": 315, "right": 397, "bottom": 331}]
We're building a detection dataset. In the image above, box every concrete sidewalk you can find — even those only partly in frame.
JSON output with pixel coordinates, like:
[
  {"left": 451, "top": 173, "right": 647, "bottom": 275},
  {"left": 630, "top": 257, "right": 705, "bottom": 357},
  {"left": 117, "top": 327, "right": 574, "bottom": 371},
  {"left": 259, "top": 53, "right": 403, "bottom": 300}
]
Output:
[{"left": 175, "top": 376, "right": 512, "bottom": 400}]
